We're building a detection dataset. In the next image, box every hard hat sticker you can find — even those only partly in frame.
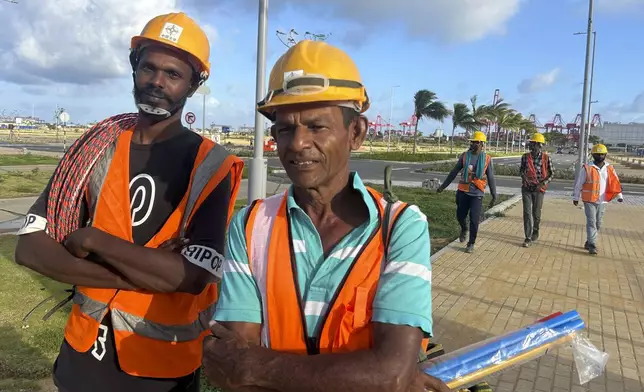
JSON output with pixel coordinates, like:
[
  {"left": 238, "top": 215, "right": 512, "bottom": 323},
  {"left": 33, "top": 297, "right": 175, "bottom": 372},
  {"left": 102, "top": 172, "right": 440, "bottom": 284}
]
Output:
[
  {"left": 284, "top": 70, "right": 304, "bottom": 82},
  {"left": 160, "top": 22, "right": 184, "bottom": 43}
]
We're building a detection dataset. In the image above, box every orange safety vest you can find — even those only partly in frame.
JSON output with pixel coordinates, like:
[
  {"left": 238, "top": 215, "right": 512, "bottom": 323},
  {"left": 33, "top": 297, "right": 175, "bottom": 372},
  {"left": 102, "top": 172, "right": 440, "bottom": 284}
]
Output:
[
  {"left": 63, "top": 129, "right": 243, "bottom": 378},
  {"left": 243, "top": 187, "right": 430, "bottom": 355},
  {"left": 458, "top": 153, "right": 491, "bottom": 193},
  {"left": 581, "top": 164, "right": 622, "bottom": 203},
  {"left": 525, "top": 152, "right": 549, "bottom": 192}
]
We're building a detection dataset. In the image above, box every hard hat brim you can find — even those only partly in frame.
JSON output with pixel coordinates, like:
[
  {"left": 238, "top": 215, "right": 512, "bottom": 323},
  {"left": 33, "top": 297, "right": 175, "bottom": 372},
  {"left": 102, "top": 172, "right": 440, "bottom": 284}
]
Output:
[
  {"left": 131, "top": 36, "right": 210, "bottom": 76},
  {"left": 258, "top": 89, "right": 370, "bottom": 119}
]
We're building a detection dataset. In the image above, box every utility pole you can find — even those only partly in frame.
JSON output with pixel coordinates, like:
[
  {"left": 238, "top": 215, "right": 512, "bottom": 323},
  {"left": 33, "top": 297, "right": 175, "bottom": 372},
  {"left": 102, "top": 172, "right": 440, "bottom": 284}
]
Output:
[
  {"left": 248, "top": 0, "right": 268, "bottom": 202},
  {"left": 387, "top": 85, "right": 399, "bottom": 152},
  {"left": 585, "top": 31, "right": 597, "bottom": 164},
  {"left": 575, "top": 0, "right": 594, "bottom": 177}
]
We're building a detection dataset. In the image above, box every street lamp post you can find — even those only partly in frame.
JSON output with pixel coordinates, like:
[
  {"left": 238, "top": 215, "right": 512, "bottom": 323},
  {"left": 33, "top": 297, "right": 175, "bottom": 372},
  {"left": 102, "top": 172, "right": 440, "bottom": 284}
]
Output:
[
  {"left": 575, "top": 0, "right": 594, "bottom": 177},
  {"left": 574, "top": 30, "right": 597, "bottom": 164},
  {"left": 249, "top": 0, "right": 268, "bottom": 202},
  {"left": 387, "top": 85, "right": 400, "bottom": 152}
]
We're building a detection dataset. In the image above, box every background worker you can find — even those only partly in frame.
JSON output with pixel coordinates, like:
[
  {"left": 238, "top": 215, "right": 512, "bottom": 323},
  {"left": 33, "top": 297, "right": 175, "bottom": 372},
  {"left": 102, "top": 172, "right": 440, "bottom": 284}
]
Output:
[
  {"left": 14, "top": 12, "right": 243, "bottom": 392},
  {"left": 572, "top": 144, "right": 623, "bottom": 255},
  {"left": 202, "top": 40, "right": 450, "bottom": 392},
  {"left": 437, "top": 131, "right": 497, "bottom": 253},
  {"left": 519, "top": 133, "right": 554, "bottom": 247}
]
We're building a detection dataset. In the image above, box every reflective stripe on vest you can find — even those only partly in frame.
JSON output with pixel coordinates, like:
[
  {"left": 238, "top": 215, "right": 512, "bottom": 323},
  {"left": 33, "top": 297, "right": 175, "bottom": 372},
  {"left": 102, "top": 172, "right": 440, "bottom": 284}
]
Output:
[
  {"left": 458, "top": 154, "right": 490, "bottom": 193},
  {"left": 244, "top": 187, "right": 429, "bottom": 354},
  {"left": 65, "top": 129, "right": 244, "bottom": 378},
  {"left": 71, "top": 291, "right": 216, "bottom": 342}
]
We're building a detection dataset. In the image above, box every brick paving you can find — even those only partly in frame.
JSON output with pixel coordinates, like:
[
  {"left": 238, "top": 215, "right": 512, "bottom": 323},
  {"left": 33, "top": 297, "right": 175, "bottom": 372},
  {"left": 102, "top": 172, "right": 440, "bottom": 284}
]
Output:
[{"left": 430, "top": 195, "right": 644, "bottom": 392}]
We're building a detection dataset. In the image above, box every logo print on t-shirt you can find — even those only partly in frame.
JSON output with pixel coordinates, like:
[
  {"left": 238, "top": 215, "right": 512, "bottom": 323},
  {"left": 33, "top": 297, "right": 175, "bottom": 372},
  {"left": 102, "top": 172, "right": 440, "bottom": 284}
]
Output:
[{"left": 130, "top": 173, "right": 156, "bottom": 227}]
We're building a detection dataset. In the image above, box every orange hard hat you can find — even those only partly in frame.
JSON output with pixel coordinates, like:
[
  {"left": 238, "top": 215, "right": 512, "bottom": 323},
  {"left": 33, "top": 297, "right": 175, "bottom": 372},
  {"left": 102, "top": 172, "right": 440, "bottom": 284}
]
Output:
[{"left": 131, "top": 12, "right": 210, "bottom": 82}]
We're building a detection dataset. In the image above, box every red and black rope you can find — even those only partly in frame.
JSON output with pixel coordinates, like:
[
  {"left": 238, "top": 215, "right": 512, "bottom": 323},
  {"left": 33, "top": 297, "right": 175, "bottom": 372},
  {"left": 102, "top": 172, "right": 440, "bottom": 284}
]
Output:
[{"left": 46, "top": 113, "right": 138, "bottom": 242}]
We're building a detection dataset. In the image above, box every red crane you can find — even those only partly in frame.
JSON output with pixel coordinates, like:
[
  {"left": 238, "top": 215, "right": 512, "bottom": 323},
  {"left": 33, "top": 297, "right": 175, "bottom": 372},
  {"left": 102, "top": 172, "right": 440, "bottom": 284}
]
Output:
[
  {"left": 528, "top": 114, "right": 545, "bottom": 131},
  {"left": 544, "top": 114, "right": 565, "bottom": 133},
  {"left": 591, "top": 114, "right": 603, "bottom": 127}
]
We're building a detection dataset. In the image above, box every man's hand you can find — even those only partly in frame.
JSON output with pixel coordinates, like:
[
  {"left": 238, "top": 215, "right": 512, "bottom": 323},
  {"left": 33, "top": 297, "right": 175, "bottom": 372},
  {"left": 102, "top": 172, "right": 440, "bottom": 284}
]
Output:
[
  {"left": 158, "top": 237, "right": 189, "bottom": 252},
  {"left": 488, "top": 198, "right": 497, "bottom": 209},
  {"left": 573, "top": 200, "right": 579, "bottom": 207},
  {"left": 436, "top": 186, "right": 444, "bottom": 194},
  {"left": 408, "top": 370, "right": 450, "bottom": 392},
  {"left": 63, "top": 227, "right": 99, "bottom": 258},
  {"left": 203, "top": 321, "right": 254, "bottom": 389},
  {"left": 538, "top": 180, "right": 548, "bottom": 190}
]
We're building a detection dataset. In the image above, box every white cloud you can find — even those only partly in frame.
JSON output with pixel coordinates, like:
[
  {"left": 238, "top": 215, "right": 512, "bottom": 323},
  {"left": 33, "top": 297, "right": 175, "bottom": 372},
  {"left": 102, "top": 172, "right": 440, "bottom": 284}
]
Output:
[
  {"left": 0, "top": 0, "right": 186, "bottom": 85},
  {"left": 207, "top": 97, "right": 221, "bottom": 108},
  {"left": 517, "top": 68, "right": 561, "bottom": 94}
]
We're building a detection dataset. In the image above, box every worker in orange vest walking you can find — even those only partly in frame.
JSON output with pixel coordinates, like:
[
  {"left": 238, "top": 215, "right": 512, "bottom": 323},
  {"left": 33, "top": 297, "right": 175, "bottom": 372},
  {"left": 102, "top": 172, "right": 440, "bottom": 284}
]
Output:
[
  {"left": 437, "top": 131, "right": 498, "bottom": 253},
  {"left": 572, "top": 144, "right": 623, "bottom": 255},
  {"left": 202, "top": 40, "right": 450, "bottom": 392},
  {"left": 519, "top": 133, "right": 554, "bottom": 248},
  {"left": 15, "top": 12, "right": 243, "bottom": 392}
]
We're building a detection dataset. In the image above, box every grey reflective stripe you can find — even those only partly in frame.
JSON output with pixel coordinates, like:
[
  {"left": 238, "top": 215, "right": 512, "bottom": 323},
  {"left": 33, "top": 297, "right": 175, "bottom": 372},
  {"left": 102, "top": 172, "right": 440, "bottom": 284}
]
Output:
[
  {"left": 180, "top": 142, "right": 232, "bottom": 236},
  {"left": 87, "top": 144, "right": 116, "bottom": 224},
  {"left": 74, "top": 291, "right": 215, "bottom": 343},
  {"left": 111, "top": 303, "right": 215, "bottom": 342},
  {"left": 74, "top": 291, "right": 109, "bottom": 322}
]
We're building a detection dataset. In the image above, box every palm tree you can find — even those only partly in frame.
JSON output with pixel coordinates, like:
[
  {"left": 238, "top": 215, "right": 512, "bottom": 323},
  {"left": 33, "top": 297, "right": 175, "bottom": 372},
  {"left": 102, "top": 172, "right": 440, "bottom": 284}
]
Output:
[
  {"left": 450, "top": 102, "right": 477, "bottom": 154},
  {"left": 482, "top": 98, "right": 512, "bottom": 151},
  {"left": 469, "top": 95, "right": 492, "bottom": 136},
  {"left": 412, "top": 90, "right": 451, "bottom": 154},
  {"left": 493, "top": 108, "right": 516, "bottom": 153}
]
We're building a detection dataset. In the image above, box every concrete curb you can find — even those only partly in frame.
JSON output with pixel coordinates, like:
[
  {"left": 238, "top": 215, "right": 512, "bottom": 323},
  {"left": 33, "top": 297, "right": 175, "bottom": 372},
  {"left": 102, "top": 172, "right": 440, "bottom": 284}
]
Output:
[
  {"left": 484, "top": 193, "right": 522, "bottom": 217},
  {"left": 431, "top": 193, "right": 522, "bottom": 260}
]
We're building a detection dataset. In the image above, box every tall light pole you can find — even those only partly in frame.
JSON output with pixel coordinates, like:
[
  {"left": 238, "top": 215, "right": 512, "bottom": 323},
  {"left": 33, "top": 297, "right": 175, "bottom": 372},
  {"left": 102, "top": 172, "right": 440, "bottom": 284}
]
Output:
[
  {"left": 575, "top": 0, "right": 594, "bottom": 177},
  {"left": 387, "top": 85, "right": 400, "bottom": 152},
  {"left": 196, "top": 84, "right": 211, "bottom": 134},
  {"left": 575, "top": 30, "right": 597, "bottom": 164},
  {"left": 249, "top": 0, "right": 268, "bottom": 202}
]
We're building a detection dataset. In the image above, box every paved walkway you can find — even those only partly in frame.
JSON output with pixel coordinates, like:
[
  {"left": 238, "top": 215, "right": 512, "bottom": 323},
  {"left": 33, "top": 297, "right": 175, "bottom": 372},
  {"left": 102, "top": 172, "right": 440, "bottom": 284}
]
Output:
[{"left": 431, "top": 195, "right": 644, "bottom": 392}]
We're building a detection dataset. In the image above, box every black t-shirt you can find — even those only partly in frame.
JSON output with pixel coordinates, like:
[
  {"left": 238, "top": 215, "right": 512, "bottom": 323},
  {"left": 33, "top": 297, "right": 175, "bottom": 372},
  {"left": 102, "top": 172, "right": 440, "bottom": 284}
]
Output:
[{"left": 27, "top": 131, "right": 231, "bottom": 392}]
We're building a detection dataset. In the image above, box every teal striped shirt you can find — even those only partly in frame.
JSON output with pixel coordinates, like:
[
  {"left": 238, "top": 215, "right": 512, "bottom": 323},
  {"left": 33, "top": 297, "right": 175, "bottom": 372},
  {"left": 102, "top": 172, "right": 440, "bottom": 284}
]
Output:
[{"left": 215, "top": 173, "right": 433, "bottom": 337}]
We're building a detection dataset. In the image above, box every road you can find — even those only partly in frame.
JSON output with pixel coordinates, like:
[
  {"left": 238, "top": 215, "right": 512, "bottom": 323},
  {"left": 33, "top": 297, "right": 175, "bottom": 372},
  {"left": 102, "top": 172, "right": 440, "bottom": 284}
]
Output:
[{"left": 3, "top": 143, "right": 644, "bottom": 196}]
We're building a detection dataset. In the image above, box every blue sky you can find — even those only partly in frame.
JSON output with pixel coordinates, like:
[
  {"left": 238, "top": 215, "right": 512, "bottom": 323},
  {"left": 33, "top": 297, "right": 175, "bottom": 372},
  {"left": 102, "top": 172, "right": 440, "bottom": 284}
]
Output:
[{"left": 1, "top": 0, "right": 643, "bottom": 135}]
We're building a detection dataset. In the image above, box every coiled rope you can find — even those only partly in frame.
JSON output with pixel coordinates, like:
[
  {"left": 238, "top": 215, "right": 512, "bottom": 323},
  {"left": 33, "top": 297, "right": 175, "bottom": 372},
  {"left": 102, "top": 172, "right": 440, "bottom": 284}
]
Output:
[{"left": 46, "top": 113, "right": 138, "bottom": 242}]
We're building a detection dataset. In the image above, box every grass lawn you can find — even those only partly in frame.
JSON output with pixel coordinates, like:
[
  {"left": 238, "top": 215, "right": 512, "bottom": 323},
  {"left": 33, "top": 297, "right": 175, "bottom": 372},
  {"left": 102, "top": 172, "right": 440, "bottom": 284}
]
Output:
[
  {"left": 0, "top": 188, "right": 506, "bottom": 392},
  {"left": 0, "top": 155, "right": 60, "bottom": 166},
  {"left": 368, "top": 186, "right": 508, "bottom": 252},
  {"left": 0, "top": 169, "right": 53, "bottom": 199}
]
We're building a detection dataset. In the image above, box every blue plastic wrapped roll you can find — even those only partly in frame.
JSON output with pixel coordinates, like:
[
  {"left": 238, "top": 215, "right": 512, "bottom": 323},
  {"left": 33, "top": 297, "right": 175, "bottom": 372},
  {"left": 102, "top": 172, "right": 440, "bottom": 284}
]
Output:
[{"left": 423, "top": 310, "right": 585, "bottom": 386}]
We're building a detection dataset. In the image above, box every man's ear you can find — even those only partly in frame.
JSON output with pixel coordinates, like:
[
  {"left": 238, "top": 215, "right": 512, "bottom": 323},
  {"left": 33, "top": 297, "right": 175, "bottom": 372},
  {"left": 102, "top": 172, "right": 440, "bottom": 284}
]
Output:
[{"left": 349, "top": 115, "right": 368, "bottom": 151}]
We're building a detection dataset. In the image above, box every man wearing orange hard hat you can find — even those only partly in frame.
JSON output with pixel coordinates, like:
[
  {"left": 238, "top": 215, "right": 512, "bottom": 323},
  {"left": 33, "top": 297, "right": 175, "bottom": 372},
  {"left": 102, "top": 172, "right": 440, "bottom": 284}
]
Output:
[
  {"left": 202, "top": 40, "right": 450, "bottom": 392},
  {"left": 15, "top": 12, "right": 242, "bottom": 392}
]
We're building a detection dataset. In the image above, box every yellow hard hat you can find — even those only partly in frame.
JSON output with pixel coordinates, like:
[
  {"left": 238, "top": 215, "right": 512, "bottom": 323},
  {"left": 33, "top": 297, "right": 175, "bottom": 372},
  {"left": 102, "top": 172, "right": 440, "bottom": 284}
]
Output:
[
  {"left": 257, "top": 40, "right": 370, "bottom": 121},
  {"left": 131, "top": 12, "right": 210, "bottom": 83},
  {"left": 529, "top": 133, "right": 545, "bottom": 144},
  {"left": 591, "top": 144, "right": 608, "bottom": 154},
  {"left": 469, "top": 131, "right": 487, "bottom": 143}
]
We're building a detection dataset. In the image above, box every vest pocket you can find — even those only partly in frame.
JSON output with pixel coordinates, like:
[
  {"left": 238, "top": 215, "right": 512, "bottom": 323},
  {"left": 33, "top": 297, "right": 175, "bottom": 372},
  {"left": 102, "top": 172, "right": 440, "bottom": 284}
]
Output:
[{"left": 332, "top": 287, "right": 372, "bottom": 352}]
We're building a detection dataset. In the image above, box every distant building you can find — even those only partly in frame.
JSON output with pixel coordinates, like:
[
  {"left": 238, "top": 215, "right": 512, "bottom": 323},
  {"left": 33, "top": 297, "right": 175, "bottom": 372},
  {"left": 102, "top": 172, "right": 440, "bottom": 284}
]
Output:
[{"left": 592, "top": 122, "right": 644, "bottom": 147}]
